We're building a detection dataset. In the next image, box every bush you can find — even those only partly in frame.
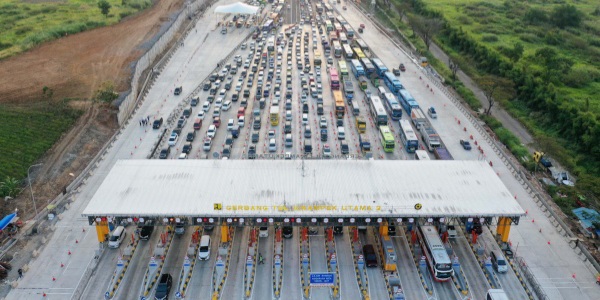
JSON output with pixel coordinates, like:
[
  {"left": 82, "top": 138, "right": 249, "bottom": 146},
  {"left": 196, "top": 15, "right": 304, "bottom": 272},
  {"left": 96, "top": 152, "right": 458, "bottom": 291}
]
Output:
[
  {"left": 563, "top": 65, "right": 600, "bottom": 88},
  {"left": 455, "top": 84, "right": 482, "bottom": 110},
  {"left": 523, "top": 8, "right": 548, "bottom": 25},
  {"left": 550, "top": 4, "right": 583, "bottom": 29},
  {"left": 481, "top": 35, "right": 498, "bottom": 42}
]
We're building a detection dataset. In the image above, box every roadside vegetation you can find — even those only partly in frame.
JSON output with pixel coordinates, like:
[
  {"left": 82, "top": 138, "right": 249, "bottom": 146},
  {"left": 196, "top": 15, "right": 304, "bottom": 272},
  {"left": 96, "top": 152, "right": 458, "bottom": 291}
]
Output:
[
  {"left": 0, "top": 99, "right": 81, "bottom": 198},
  {"left": 0, "top": 0, "right": 153, "bottom": 59},
  {"left": 370, "top": 0, "right": 600, "bottom": 211}
]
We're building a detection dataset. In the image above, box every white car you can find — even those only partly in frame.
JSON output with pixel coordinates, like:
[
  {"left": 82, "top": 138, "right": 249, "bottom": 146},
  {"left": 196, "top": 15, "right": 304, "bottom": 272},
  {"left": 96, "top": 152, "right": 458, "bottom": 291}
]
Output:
[
  {"left": 213, "top": 107, "right": 221, "bottom": 118},
  {"left": 320, "top": 116, "right": 327, "bottom": 128},
  {"left": 203, "top": 138, "right": 212, "bottom": 151},
  {"left": 268, "top": 130, "right": 276, "bottom": 140},
  {"left": 197, "top": 111, "right": 205, "bottom": 120},
  {"left": 207, "top": 125, "right": 216, "bottom": 138},
  {"left": 238, "top": 116, "right": 245, "bottom": 127},
  {"left": 168, "top": 132, "right": 178, "bottom": 146},
  {"left": 259, "top": 226, "right": 268, "bottom": 237},
  {"left": 227, "top": 119, "right": 235, "bottom": 131},
  {"left": 215, "top": 97, "right": 223, "bottom": 108},
  {"left": 323, "top": 144, "right": 332, "bottom": 158},
  {"left": 268, "top": 138, "right": 277, "bottom": 152}
]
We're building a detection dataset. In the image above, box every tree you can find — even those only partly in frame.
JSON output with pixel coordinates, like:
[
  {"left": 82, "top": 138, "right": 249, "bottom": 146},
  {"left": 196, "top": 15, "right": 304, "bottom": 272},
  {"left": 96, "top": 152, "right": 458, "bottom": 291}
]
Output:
[
  {"left": 535, "top": 47, "right": 573, "bottom": 84},
  {"left": 98, "top": 0, "right": 111, "bottom": 18},
  {"left": 507, "top": 42, "right": 524, "bottom": 63},
  {"left": 448, "top": 56, "right": 461, "bottom": 82},
  {"left": 523, "top": 8, "right": 547, "bottom": 25},
  {"left": 409, "top": 15, "right": 443, "bottom": 50},
  {"left": 478, "top": 75, "right": 512, "bottom": 115},
  {"left": 550, "top": 4, "right": 583, "bottom": 28},
  {"left": 0, "top": 177, "right": 21, "bottom": 198}
]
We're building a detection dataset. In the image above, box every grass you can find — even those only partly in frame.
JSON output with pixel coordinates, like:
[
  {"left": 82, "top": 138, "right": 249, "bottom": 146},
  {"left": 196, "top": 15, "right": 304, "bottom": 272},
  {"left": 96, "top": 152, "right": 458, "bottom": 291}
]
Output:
[
  {"left": 0, "top": 0, "right": 153, "bottom": 59},
  {"left": 0, "top": 101, "right": 81, "bottom": 180}
]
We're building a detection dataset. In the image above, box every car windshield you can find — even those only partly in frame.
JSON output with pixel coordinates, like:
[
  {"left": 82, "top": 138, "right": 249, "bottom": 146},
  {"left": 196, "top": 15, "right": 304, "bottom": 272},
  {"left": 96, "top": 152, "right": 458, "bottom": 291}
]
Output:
[
  {"left": 156, "top": 284, "right": 167, "bottom": 293},
  {"left": 200, "top": 246, "right": 209, "bottom": 252},
  {"left": 497, "top": 260, "right": 506, "bottom": 265},
  {"left": 109, "top": 235, "right": 119, "bottom": 242}
]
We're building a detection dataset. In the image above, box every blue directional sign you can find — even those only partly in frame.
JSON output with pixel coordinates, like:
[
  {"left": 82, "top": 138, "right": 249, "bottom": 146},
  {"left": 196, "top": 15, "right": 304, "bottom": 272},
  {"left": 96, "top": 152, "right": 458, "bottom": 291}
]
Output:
[
  {"left": 309, "top": 272, "right": 335, "bottom": 286},
  {"left": 105, "top": 292, "right": 110, "bottom": 299},
  {"left": 175, "top": 291, "right": 182, "bottom": 298}
]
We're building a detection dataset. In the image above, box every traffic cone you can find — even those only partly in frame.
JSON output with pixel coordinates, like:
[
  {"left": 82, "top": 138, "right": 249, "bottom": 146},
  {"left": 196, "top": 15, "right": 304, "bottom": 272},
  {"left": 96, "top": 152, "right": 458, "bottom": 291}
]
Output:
[
  {"left": 61, "top": 262, "right": 64, "bottom": 268},
  {"left": 68, "top": 250, "right": 72, "bottom": 255},
  {"left": 43, "top": 292, "right": 47, "bottom": 297},
  {"left": 52, "top": 277, "right": 56, "bottom": 281}
]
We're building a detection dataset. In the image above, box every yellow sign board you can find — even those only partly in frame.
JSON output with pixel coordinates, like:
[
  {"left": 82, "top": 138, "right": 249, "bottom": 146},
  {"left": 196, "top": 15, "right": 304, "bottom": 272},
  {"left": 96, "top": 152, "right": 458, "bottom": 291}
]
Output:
[
  {"left": 214, "top": 203, "right": 222, "bottom": 210},
  {"left": 414, "top": 203, "right": 422, "bottom": 210}
]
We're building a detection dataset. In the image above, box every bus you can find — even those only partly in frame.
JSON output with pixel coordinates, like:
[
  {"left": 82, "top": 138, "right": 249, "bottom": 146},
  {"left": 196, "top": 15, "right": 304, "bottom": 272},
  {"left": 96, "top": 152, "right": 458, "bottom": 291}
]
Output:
[
  {"left": 316, "top": 3, "right": 323, "bottom": 13},
  {"left": 486, "top": 289, "right": 509, "bottom": 300},
  {"left": 356, "top": 116, "right": 367, "bottom": 133},
  {"left": 314, "top": 50, "right": 322, "bottom": 66},
  {"left": 380, "top": 234, "right": 397, "bottom": 271},
  {"left": 267, "top": 36, "right": 275, "bottom": 53},
  {"left": 339, "top": 33, "right": 348, "bottom": 44},
  {"left": 325, "top": 20, "right": 333, "bottom": 32},
  {"left": 354, "top": 39, "right": 369, "bottom": 53},
  {"left": 333, "top": 41, "right": 342, "bottom": 58},
  {"left": 324, "top": 3, "right": 333, "bottom": 12},
  {"left": 360, "top": 58, "right": 375, "bottom": 75},
  {"left": 342, "top": 44, "right": 353, "bottom": 60},
  {"left": 270, "top": 106, "right": 279, "bottom": 126},
  {"left": 399, "top": 120, "right": 419, "bottom": 153},
  {"left": 369, "top": 96, "right": 388, "bottom": 126},
  {"left": 338, "top": 61, "right": 349, "bottom": 78},
  {"left": 383, "top": 71, "right": 403, "bottom": 94},
  {"left": 330, "top": 67, "right": 340, "bottom": 90},
  {"left": 379, "top": 126, "right": 395, "bottom": 152},
  {"left": 350, "top": 59, "right": 365, "bottom": 78},
  {"left": 333, "top": 90, "right": 345, "bottom": 119},
  {"left": 415, "top": 150, "right": 430, "bottom": 160},
  {"left": 398, "top": 89, "right": 420, "bottom": 114},
  {"left": 417, "top": 225, "right": 454, "bottom": 281},
  {"left": 353, "top": 47, "right": 366, "bottom": 59},
  {"left": 343, "top": 24, "right": 355, "bottom": 39},
  {"left": 371, "top": 58, "right": 388, "bottom": 76},
  {"left": 382, "top": 92, "right": 402, "bottom": 120}
]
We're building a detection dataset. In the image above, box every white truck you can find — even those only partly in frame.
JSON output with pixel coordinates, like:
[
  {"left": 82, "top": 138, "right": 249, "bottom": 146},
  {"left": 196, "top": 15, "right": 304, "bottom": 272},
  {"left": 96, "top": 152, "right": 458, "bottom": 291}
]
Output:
[
  {"left": 419, "top": 125, "right": 441, "bottom": 152},
  {"left": 411, "top": 107, "right": 427, "bottom": 130}
]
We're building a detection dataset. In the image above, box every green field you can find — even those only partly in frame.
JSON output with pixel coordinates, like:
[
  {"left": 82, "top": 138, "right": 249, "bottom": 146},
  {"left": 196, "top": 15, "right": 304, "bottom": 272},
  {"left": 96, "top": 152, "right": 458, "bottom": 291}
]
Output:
[
  {"left": 0, "top": 101, "right": 81, "bottom": 181},
  {"left": 0, "top": 0, "right": 152, "bottom": 59},
  {"left": 420, "top": 0, "right": 600, "bottom": 113}
]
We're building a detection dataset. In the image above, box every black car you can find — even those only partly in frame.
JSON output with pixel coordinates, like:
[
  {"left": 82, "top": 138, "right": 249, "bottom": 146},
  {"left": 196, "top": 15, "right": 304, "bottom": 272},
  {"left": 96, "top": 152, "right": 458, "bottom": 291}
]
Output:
[
  {"left": 284, "top": 121, "right": 292, "bottom": 134},
  {"left": 186, "top": 131, "right": 196, "bottom": 142},
  {"left": 333, "top": 226, "right": 343, "bottom": 235},
  {"left": 152, "top": 118, "right": 163, "bottom": 129},
  {"left": 363, "top": 244, "right": 378, "bottom": 267},
  {"left": 340, "top": 141, "right": 349, "bottom": 154},
  {"left": 336, "top": 118, "right": 343, "bottom": 127},
  {"left": 222, "top": 145, "right": 231, "bottom": 158},
  {"left": 183, "top": 108, "right": 191, "bottom": 118},
  {"left": 387, "top": 223, "right": 397, "bottom": 236},
  {"left": 251, "top": 131, "right": 260, "bottom": 143},
  {"left": 183, "top": 142, "right": 193, "bottom": 154},
  {"left": 174, "top": 86, "right": 182, "bottom": 95},
  {"left": 302, "top": 103, "right": 309, "bottom": 113},
  {"left": 283, "top": 226, "right": 293, "bottom": 238},
  {"left": 191, "top": 97, "right": 199, "bottom": 107},
  {"left": 248, "top": 145, "right": 256, "bottom": 159},
  {"left": 159, "top": 148, "right": 170, "bottom": 159},
  {"left": 155, "top": 273, "right": 172, "bottom": 300},
  {"left": 203, "top": 82, "right": 211, "bottom": 91},
  {"left": 139, "top": 222, "right": 154, "bottom": 240}
]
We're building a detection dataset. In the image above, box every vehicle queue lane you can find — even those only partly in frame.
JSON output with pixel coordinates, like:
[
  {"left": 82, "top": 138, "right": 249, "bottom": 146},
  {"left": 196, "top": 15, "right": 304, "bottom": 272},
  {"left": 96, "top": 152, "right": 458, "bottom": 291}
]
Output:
[
  {"left": 335, "top": 227, "right": 362, "bottom": 299},
  {"left": 164, "top": 229, "right": 194, "bottom": 299},
  {"left": 309, "top": 229, "right": 329, "bottom": 299},
  {"left": 221, "top": 226, "right": 249, "bottom": 299},
  {"left": 281, "top": 227, "right": 302, "bottom": 299},
  {"left": 184, "top": 227, "right": 220, "bottom": 299},
  {"left": 392, "top": 228, "right": 428, "bottom": 300},
  {"left": 253, "top": 227, "right": 275, "bottom": 299},
  {"left": 359, "top": 229, "right": 389, "bottom": 300},
  {"left": 449, "top": 231, "right": 490, "bottom": 300}
]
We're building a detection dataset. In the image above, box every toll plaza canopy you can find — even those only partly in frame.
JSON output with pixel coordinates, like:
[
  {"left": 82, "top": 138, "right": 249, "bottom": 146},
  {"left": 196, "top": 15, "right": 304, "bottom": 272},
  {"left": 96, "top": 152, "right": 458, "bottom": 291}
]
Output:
[
  {"left": 82, "top": 160, "right": 525, "bottom": 221},
  {"left": 214, "top": 2, "right": 259, "bottom": 15}
]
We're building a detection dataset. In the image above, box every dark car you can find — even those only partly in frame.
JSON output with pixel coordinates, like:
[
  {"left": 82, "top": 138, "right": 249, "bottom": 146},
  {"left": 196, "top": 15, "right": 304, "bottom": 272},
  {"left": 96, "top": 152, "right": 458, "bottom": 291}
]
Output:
[
  {"left": 225, "top": 134, "right": 234, "bottom": 146},
  {"left": 248, "top": 145, "right": 256, "bottom": 159},
  {"left": 155, "top": 273, "right": 172, "bottom": 300},
  {"left": 251, "top": 131, "right": 260, "bottom": 143},
  {"left": 182, "top": 142, "right": 193, "bottom": 154},
  {"left": 203, "top": 82, "right": 211, "bottom": 91},
  {"left": 320, "top": 129, "right": 328, "bottom": 142},
  {"left": 340, "top": 141, "right": 349, "bottom": 154},
  {"left": 222, "top": 145, "right": 231, "bottom": 158},
  {"left": 159, "top": 148, "right": 170, "bottom": 159},
  {"left": 399, "top": 63, "right": 406, "bottom": 72},
  {"left": 363, "top": 244, "right": 378, "bottom": 267},
  {"left": 191, "top": 97, "right": 199, "bottom": 107},
  {"left": 139, "top": 221, "right": 154, "bottom": 240},
  {"left": 174, "top": 86, "right": 182, "bottom": 95},
  {"left": 152, "top": 118, "right": 163, "bottom": 129},
  {"left": 460, "top": 139, "right": 472, "bottom": 150},
  {"left": 387, "top": 222, "right": 397, "bottom": 236},
  {"left": 283, "top": 226, "right": 293, "bottom": 238},
  {"left": 284, "top": 121, "right": 292, "bottom": 134},
  {"left": 302, "top": 103, "right": 309, "bottom": 113},
  {"left": 183, "top": 108, "right": 192, "bottom": 118},
  {"left": 336, "top": 119, "right": 343, "bottom": 127},
  {"left": 186, "top": 131, "right": 196, "bottom": 142},
  {"left": 333, "top": 226, "right": 343, "bottom": 235}
]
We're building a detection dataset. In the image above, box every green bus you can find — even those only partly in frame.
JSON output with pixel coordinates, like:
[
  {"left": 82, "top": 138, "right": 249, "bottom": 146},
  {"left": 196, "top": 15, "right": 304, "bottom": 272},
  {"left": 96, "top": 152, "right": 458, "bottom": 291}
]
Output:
[{"left": 379, "top": 126, "right": 395, "bottom": 153}]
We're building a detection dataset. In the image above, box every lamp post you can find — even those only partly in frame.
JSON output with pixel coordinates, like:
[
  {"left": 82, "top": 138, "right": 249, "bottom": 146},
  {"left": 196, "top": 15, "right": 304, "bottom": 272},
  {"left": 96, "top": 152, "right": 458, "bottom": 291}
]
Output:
[{"left": 27, "top": 163, "right": 43, "bottom": 218}]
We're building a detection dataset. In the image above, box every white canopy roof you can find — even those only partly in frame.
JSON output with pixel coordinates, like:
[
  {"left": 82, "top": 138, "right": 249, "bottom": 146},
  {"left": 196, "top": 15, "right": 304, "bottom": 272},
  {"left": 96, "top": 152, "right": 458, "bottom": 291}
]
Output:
[
  {"left": 214, "top": 2, "right": 259, "bottom": 14},
  {"left": 82, "top": 160, "right": 525, "bottom": 218}
]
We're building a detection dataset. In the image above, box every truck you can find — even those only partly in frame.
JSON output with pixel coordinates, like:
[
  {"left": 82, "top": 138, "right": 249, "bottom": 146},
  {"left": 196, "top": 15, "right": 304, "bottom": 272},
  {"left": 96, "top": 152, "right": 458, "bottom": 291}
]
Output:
[
  {"left": 369, "top": 73, "right": 380, "bottom": 88},
  {"left": 358, "top": 76, "right": 368, "bottom": 90},
  {"left": 343, "top": 79, "right": 354, "bottom": 102},
  {"left": 433, "top": 148, "right": 453, "bottom": 160},
  {"left": 410, "top": 107, "right": 427, "bottom": 130},
  {"left": 419, "top": 125, "right": 441, "bottom": 152},
  {"left": 359, "top": 133, "right": 371, "bottom": 153},
  {"left": 356, "top": 116, "right": 367, "bottom": 133}
]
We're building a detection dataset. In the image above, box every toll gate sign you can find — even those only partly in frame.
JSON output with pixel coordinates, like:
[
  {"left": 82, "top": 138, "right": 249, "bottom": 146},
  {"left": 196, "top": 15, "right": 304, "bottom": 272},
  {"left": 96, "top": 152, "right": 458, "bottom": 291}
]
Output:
[{"left": 309, "top": 272, "right": 335, "bottom": 287}]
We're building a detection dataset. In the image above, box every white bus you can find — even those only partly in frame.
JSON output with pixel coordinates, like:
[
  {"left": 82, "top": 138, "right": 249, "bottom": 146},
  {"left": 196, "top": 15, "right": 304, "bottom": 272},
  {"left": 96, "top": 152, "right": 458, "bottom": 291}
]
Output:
[
  {"left": 342, "top": 44, "right": 353, "bottom": 60},
  {"left": 417, "top": 225, "right": 454, "bottom": 281},
  {"left": 486, "top": 289, "right": 509, "bottom": 300},
  {"left": 399, "top": 119, "right": 419, "bottom": 153},
  {"left": 333, "top": 40, "right": 342, "bottom": 58},
  {"left": 414, "top": 150, "right": 430, "bottom": 160}
]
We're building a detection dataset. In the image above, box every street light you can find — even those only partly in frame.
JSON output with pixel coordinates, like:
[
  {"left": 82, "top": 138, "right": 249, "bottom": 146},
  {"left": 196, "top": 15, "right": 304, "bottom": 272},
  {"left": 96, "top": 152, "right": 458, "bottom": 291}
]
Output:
[{"left": 28, "top": 163, "right": 43, "bottom": 217}]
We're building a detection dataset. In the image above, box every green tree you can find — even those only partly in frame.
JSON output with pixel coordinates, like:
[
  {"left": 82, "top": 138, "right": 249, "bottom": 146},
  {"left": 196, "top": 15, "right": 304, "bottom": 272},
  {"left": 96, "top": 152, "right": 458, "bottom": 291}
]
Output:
[
  {"left": 98, "top": 0, "right": 111, "bottom": 18},
  {"left": 408, "top": 14, "right": 444, "bottom": 50},
  {"left": 534, "top": 47, "right": 573, "bottom": 83},
  {"left": 478, "top": 75, "right": 513, "bottom": 115},
  {"left": 551, "top": 4, "right": 583, "bottom": 28},
  {"left": 507, "top": 42, "right": 524, "bottom": 63},
  {"left": 523, "top": 8, "right": 547, "bottom": 25},
  {"left": 0, "top": 177, "right": 22, "bottom": 198}
]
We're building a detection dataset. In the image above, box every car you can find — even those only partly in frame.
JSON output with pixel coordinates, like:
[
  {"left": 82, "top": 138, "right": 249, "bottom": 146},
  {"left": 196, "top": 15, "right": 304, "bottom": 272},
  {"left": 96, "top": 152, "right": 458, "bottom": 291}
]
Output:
[
  {"left": 175, "top": 222, "right": 185, "bottom": 235},
  {"left": 222, "top": 145, "right": 231, "bottom": 158},
  {"left": 227, "top": 119, "right": 235, "bottom": 131},
  {"left": 308, "top": 227, "right": 319, "bottom": 235},
  {"left": 460, "top": 139, "right": 472, "bottom": 150},
  {"left": 214, "top": 98, "right": 223, "bottom": 108},
  {"left": 399, "top": 63, "right": 406, "bottom": 72},
  {"left": 387, "top": 222, "right": 397, "bottom": 236},
  {"left": 428, "top": 106, "right": 437, "bottom": 119},
  {"left": 225, "top": 133, "right": 234, "bottom": 146},
  {"left": 259, "top": 226, "right": 268, "bottom": 237},
  {"left": 177, "top": 117, "right": 186, "bottom": 129},
  {"left": 152, "top": 118, "right": 163, "bottom": 129},
  {"left": 333, "top": 226, "right": 343, "bottom": 235},
  {"left": 251, "top": 131, "right": 260, "bottom": 143},
  {"left": 138, "top": 221, "right": 154, "bottom": 240},
  {"left": 447, "top": 225, "right": 457, "bottom": 238},
  {"left": 248, "top": 145, "right": 257, "bottom": 159},
  {"left": 182, "top": 142, "right": 193, "bottom": 154},
  {"left": 203, "top": 138, "right": 212, "bottom": 151},
  {"left": 213, "top": 117, "right": 221, "bottom": 128},
  {"left": 183, "top": 108, "right": 192, "bottom": 118},
  {"left": 268, "top": 130, "right": 276, "bottom": 140},
  {"left": 155, "top": 273, "right": 172, "bottom": 300},
  {"left": 319, "top": 116, "right": 327, "bottom": 128},
  {"left": 238, "top": 116, "right": 245, "bottom": 127},
  {"left": 393, "top": 68, "right": 401, "bottom": 76},
  {"left": 174, "top": 86, "right": 182, "bottom": 95},
  {"left": 159, "top": 148, "right": 170, "bottom": 159},
  {"left": 186, "top": 131, "right": 195, "bottom": 142},
  {"left": 283, "top": 226, "right": 293, "bottom": 238},
  {"left": 268, "top": 138, "right": 277, "bottom": 152},
  {"left": 213, "top": 107, "right": 221, "bottom": 118},
  {"left": 207, "top": 125, "right": 216, "bottom": 138},
  {"left": 168, "top": 132, "right": 178, "bottom": 146},
  {"left": 363, "top": 244, "right": 378, "bottom": 267},
  {"left": 197, "top": 111, "right": 205, "bottom": 120},
  {"left": 323, "top": 144, "right": 331, "bottom": 158}
]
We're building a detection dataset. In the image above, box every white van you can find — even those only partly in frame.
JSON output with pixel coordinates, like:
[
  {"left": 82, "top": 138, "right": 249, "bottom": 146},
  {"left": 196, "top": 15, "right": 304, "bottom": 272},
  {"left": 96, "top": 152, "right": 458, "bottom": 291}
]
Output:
[
  {"left": 352, "top": 102, "right": 360, "bottom": 116},
  {"left": 302, "top": 113, "right": 308, "bottom": 125},
  {"left": 222, "top": 100, "right": 232, "bottom": 111},
  {"left": 337, "top": 127, "right": 345, "bottom": 140},
  {"left": 108, "top": 226, "right": 126, "bottom": 248},
  {"left": 269, "top": 138, "right": 277, "bottom": 152},
  {"left": 490, "top": 250, "right": 508, "bottom": 273},
  {"left": 198, "top": 235, "right": 211, "bottom": 260}
]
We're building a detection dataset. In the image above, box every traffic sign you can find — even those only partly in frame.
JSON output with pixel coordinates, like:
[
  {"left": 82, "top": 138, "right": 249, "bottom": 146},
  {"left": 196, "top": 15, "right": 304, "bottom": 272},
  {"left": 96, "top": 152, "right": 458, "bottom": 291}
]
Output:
[
  {"left": 309, "top": 272, "right": 335, "bottom": 286},
  {"left": 175, "top": 291, "right": 182, "bottom": 298},
  {"left": 105, "top": 292, "right": 110, "bottom": 299},
  {"left": 414, "top": 203, "right": 422, "bottom": 210},
  {"left": 140, "top": 297, "right": 146, "bottom": 300}
]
